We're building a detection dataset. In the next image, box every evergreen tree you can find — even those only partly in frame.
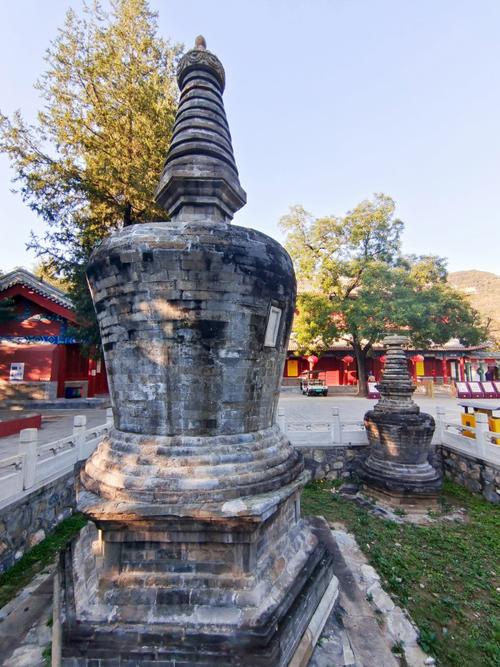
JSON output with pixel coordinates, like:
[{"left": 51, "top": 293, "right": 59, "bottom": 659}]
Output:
[{"left": 0, "top": 0, "right": 182, "bottom": 349}]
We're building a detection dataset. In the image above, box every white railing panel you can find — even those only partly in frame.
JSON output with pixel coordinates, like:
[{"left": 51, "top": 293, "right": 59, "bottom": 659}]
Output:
[
  {"left": 37, "top": 435, "right": 77, "bottom": 462},
  {"left": 484, "top": 436, "right": 500, "bottom": 465},
  {"left": 0, "top": 454, "right": 24, "bottom": 501},
  {"left": 341, "top": 428, "right": 368, "bottom": 445}
]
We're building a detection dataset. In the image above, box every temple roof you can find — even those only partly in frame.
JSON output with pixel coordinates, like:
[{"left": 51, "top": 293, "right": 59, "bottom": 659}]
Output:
[
  {"left": 0, "top": 268, "right": 73, "bottom": 311},
  {"left": 155, "top": 36, "right": 246, "bottom": 222}
]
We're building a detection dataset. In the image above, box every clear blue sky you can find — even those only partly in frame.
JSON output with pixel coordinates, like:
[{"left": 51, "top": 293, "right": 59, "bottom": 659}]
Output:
[{"left": 1, "top": 0, "right": 499, "bottom": 275}]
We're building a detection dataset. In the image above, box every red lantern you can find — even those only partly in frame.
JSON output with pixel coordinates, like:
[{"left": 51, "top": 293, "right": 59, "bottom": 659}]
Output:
[
  {"left": 307, "top": 354, "right": 319, "bottom": 370},
  {"left": 380, "top": 355, "right": 387, "bottom": 364},
  {"left": 411, "top": 354, "right": 424, "bottom": 363},
  {"left": 342, "top": 355, "right": 354, "bottom": 365}
]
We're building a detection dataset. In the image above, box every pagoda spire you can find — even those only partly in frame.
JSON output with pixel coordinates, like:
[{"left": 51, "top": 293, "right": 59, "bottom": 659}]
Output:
[{"left": 155, "top": 36, "right": 246, "bottom": 222}]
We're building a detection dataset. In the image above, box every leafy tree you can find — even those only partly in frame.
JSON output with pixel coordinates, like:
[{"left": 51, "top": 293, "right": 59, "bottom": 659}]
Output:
[
  {"left": 291, "top": 293, "right": 340, "bottom": 354},
  {"left": 281, "top": 195, "right": 487, "bottom": 396},
  {"left": 32, "top": 260, "right": 69, "bottom": 292},
  {"left": 0, "top": 0, "right": 182, "bottom": 349}
]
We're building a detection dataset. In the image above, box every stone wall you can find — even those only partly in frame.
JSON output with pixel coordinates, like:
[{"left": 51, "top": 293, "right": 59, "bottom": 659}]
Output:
[
  {"left": 297, "top": 442, "right": 500, "bottom": 505},
  {"left": 296, "top": 444, "right": 369, "bottom": 482},
  {"left": 0, "top": 471, "right": 76, "bottom": 573},
  {"left": 440, "top": 446, "right": 500, "bottom": 504}
]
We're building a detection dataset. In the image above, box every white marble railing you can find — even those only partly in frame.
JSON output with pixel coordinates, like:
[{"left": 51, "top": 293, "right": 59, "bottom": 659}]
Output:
[
  {"left": 278, "top": 405, "right": 500, "bottom": 467},
  {"left": 1, "top": 405, "right": 498, "bottom": 509},
  {"left": 0, "top": 409, "right": 113, "bottom": 506},
  {"left": 277, "top": 407, "right": 368, "bottom": 447},
  {"left": 436, "top": 407, "right": 500, "bottom": 467}
]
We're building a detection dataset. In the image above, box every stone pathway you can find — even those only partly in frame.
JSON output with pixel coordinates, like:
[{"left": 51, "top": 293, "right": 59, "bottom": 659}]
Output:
[
  {"left": 278, "top": 392, "right": 462, "bottom": 423},
  {"left": 0, "top": 565, "right": 54, "bottom": 666},
  {"left": 309, "top": 528, "right": 434, "bottom": 667}
]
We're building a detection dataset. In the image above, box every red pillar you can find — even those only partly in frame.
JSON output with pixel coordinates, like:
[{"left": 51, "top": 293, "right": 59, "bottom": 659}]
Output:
[
  {"left": 54, "top": 345, "right": 67, "bottom": 398},
  {"left": 88, "top": 357, "right": 96, "bottom": 398},
  {"left": 459, "top": 357, "right": 465, "bottom": 382},
  {"left": 442, "top": 358, "right": 448, "bottom": 384}
]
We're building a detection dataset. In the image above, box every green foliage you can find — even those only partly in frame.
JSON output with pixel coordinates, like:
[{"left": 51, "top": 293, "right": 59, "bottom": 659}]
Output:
[
  {"left": 302, "top": 480, "right": 500, "bottom": 667},
  {"left": 42, "top": 644, "right": 52, "bottom": 667},
  {"left": 292, "top": 293, "right": 340, "bottom": 354},
  {"left": 280, "top": 194, "right": 487, "bottom": 393},
  {"left": 32, "top": 260, "right": 69, "bottom": 292},
  {"left": 0, "top": 0, "right": 182, "bottom": 345},
  {"left": 0, "top": 513, "right": 87, "bottom": 609},
  {"left": 0, "top": 297, "right": 15, "bottom": 323}
]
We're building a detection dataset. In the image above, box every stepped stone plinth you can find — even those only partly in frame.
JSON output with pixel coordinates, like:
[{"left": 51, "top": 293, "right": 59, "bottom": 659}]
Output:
[
  {"left": 360, "top": 335, "right": 442, "bottom": 509},
  {"left": 59, "top": 36, "right": 337, "bottom": 666}
]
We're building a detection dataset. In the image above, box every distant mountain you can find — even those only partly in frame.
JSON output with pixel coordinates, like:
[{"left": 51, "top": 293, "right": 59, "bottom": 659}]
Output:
[{"left": 448, "top": 270, "right": 500, "bottom": 343}]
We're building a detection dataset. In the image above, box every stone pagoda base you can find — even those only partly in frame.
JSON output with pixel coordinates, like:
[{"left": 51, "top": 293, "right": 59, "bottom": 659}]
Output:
[
  {"left": 59, "top": 475, "right": 338, "bottom": 667},
  {"left": 361, "top": 485, "right": 440, "bottom": 512},
  {"left": 360, "top": 403, "right": 442, "bottom": 512}
]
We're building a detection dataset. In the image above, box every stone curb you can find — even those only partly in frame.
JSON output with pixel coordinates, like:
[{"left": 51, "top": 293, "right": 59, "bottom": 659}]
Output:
[
  {"left": 332, "top": 529, "right": 435, "bottom": 666},
  {"left": 0, "top": 563, "right": 55, "bottom": 621},
  {"left": 0, "top": 563, "right": 55, "bottom": 665}
]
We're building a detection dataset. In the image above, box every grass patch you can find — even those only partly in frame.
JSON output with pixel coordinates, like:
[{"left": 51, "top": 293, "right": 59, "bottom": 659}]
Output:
[
  {"left": 302, "top": 479, "right": 500, "bottom": 667},
  {"left": 0, "top": 513, "right": 86, "bottom": 609}
]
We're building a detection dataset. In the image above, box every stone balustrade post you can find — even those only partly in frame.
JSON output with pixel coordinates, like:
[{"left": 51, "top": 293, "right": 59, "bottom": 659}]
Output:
[
  {"left": 474, "top": 412, "right": 489, "bottom": 458},
  {"left": 73, "top": 415, "right": 88, "bottom": 461},
  {"left": 20, "top": 427, "right": 38, "bottom": 489},
  {"left": 277, "top": 407, "right": 286, "bottom": 433},
  {"left": 106, "top": 407, "right": 114, "bottom": 423},
  {"left": 330, "top": 407, "right": 342, "bottom": 444},
  {"left": 435, "top": 406, "right": 446, "bottom": 444}
]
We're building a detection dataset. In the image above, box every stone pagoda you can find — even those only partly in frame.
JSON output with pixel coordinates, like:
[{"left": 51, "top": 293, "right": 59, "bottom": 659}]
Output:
[
  {"left": 59, "top": 37, "right": 337, "bottom": 666},
  {"left": 360, "top": 335, "right": 442, "bottom": 508}
]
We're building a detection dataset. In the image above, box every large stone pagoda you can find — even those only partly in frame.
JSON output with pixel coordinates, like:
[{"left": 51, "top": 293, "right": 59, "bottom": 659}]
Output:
[
  {"left": 361, "top": 335, "right": 442, "bottom": 508},
  {"left": 59, "top": 37, "right": 337, "bottom": 666}
]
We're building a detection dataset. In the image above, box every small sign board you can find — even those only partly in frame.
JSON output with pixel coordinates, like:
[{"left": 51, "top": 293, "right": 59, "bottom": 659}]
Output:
[
  {"left": 9, "top": 362, "right": 25, "bottom": 382},
  {"left": 264, "top": 306, "right": 282, "bottom": 347}
]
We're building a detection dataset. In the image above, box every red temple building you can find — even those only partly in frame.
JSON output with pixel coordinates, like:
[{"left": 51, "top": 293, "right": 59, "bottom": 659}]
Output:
[
  {"left": 284, "top": 341, "right": 500, "bottom": 388},
  {"left": 0, "top": 268, "right": 108, "bottom": 401}
]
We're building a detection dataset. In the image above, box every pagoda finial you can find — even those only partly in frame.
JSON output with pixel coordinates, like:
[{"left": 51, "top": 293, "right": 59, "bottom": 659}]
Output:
[
  {"left": 194, "top": 35, "right": 206, "bottom": 49},
  {"left": 154, "top": 38, "right": 246, "bottom": 222}
]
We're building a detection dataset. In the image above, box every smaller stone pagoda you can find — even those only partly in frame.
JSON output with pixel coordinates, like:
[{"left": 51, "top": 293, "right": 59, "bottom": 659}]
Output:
[{"left": 361, "top": 335, "right": 442, "bottom": 508}]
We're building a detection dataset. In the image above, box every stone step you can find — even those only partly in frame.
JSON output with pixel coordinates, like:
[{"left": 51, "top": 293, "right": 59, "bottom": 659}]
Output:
[
  {"left": 101, "top": 581, "right": 261, "bottom": 608},
  {"left": 105, "top": 568, "right": 255, "bottom": 590},
  {"left": 119, "top": 558, "right": 231, "bottom": 575}
]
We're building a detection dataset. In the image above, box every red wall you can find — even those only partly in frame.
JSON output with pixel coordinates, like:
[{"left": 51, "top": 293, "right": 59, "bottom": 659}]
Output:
[
  {"left": 284, "top": 353, "right": 456, "bottom": 385},
  {"left": 0, "top": 343, "right": 57, "bottom": 381},
  {"left": 284, "top": 355, "right": 358, "bottom": 385},
  {"left": 0, "top": 286, "right": 109, "bottom": 397}
]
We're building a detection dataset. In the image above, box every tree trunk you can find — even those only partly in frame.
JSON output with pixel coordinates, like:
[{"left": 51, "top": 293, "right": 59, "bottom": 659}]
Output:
[
  {"left": 124, "top": 202, "right": 132, "bottom": 226},
  {"left": 353, "top": 342, "right": 368, "bottom": 397}
]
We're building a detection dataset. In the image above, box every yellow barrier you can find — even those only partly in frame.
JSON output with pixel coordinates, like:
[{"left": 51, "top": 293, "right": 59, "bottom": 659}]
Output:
[
  {"left": 489, "top": 417, "right": 500, "bottom": 445},
  {"left": 461, "top": 413, "right": 476, "bottom": 439}
]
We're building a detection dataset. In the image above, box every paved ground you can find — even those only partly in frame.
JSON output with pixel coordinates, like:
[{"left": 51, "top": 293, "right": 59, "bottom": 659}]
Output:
[
  {"left": 0, "top": 409, "right": 109, "bottom": 458},
  {"left": 279, "top": 391, "right": 462, "bottom": 421},
  {"left": 0, "top": 393, "right": 463, "bottom": 458}
]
